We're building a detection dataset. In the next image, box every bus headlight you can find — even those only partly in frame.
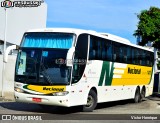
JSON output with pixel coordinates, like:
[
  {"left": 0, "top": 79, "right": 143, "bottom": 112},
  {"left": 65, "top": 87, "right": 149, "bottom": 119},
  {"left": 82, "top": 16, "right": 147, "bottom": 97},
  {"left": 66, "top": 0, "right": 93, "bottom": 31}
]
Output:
[
  {"left": 52, "top": 91, "right": 69, "bottom": 96},
  {"left": 14, "top": 87, "right": 24, "bottom": 93}
]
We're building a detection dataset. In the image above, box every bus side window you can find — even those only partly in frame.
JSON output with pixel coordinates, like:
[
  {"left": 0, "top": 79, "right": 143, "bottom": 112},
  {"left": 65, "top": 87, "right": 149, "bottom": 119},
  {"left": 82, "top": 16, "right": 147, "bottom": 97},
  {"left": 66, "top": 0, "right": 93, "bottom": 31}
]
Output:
[
  {"left": 132, "top": 48, "right": 135, "bottom": 64},
  {"left": 146, "top": 51, "right": 153, "bottom": 67},
  {"left": 141, "top": 50, "right": 145, "bottom": 66},
  {"left": 122, "top": 45, "right": 127, "bottom": 63},
  {"left": 72, "top": 34, "right": 88, "bottom": 83},
  {"left": 127, "top": 46, "right": 132, "bottom": 64},
  {"left": 119, "top": 44, "right": 127, "bottom": 63},
  {"left": 89, "top": 37, "right": 95, "bottom": 60},
  {"left": 102, "top": 39, "right": 112, "bottom": 61},
  {"left": 113, "top": 42, "right": 121, "bottom": 63},
  {"left": 89, "top": 36, "right": 102, "bottom": 60},
  {"left": 150, "top": 52, "right": 154, "bottom": 66},
  {"left": 113, "top": 42, "right": 116, "bottom": 61},
  {"left": 97, "top": 40, "right": 102, "bottom": 59},
  {"left": 135, "top": 49, "right": 139, "bottom": 65},
  {"left": 90, "top": 50, "right": 96, "bottom": 59},
  {"left": 89, "top": 36, "right": 98, "bottom": 60},
  {"left": 119, "top": 46, "right": 123, "bottom": 62},
  {"left": 101, "top": 40, "right": 105, "bottom": 59},
  {"left": 145, "top": 51, "right": 150, "bottom": 66},
  {"left": 138, "top": 50, "right": 142, "bottom": 65},
  {"left": 113, "top": 54, "right": 116, "bottom": 61}
]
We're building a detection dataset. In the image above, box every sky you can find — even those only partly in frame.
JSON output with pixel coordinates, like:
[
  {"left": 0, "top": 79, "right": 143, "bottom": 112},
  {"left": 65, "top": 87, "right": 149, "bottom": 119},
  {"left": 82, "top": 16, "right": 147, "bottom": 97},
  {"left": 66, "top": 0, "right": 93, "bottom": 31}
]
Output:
[{"left": 45, "top": 0, "right": 160, "bottom": 44}]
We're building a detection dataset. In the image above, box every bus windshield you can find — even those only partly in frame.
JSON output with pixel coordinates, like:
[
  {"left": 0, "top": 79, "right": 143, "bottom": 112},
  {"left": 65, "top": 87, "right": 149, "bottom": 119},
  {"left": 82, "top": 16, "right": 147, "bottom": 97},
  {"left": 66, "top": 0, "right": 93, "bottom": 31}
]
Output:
[
  {"left": 15, "top": 48, "right": 72, "bottom": 85},
  {"left": 15, "top": 32, "right": 75, "bottom": 85}
]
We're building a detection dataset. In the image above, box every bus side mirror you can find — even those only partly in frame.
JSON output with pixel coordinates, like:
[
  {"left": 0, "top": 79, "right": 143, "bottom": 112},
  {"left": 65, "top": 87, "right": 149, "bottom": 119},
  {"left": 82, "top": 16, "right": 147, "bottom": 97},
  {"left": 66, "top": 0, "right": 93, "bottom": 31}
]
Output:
[
  {"left": 66, "top": 47, "right": 75, "bottom": 66},
  {"left": 4, "top": 45, "right": 18, "bottom": 63}
]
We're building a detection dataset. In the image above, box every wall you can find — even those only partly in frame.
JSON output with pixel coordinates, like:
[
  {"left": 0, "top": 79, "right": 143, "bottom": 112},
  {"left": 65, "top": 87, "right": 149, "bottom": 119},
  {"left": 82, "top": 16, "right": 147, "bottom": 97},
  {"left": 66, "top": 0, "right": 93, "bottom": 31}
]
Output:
[
  {"left": 0, "top": 55, "right": 16, "bottom": 100},
  {"left": 0, "top": 55, "right": 3, "bottom": 97}
]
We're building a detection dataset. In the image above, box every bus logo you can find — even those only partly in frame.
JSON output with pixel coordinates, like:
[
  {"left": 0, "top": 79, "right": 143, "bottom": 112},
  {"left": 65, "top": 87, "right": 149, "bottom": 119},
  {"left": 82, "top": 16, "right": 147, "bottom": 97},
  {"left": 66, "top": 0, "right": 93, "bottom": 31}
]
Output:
[
  {"left": 98, "top": 61, "right": 114, "bottom": 86},
  {"left": 1, "top": 0, "right": 43, "bottom": 8},
  {"left": 1, "top": 0, "right": 13, "bottom": 8},
  {"left": 128, "top": 67, "right": 141, "bottom": 74},
  {"left": 43, "top": 87, "right": 64, "bottom": 92}
]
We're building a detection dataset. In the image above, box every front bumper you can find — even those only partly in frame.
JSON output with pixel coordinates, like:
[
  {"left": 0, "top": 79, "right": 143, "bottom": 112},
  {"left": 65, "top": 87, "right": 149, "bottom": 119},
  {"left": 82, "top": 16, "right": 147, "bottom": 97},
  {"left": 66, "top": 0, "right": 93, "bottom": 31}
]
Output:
[{"left": 14, "top": 91, "right": 70, "bottom": 107}]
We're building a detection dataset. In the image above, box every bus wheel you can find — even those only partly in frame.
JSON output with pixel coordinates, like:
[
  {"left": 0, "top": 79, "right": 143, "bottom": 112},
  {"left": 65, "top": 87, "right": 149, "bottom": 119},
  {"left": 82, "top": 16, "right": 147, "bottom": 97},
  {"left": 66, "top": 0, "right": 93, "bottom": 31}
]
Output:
[
  {"left": 134, "top": 87, "right": 141, "bottom": 103},
  {"left": 83, "top": 90, "right": 97, "bottom": 112},
  {"left": 141, "top": 87, "right": 145, "bottom": 101}
]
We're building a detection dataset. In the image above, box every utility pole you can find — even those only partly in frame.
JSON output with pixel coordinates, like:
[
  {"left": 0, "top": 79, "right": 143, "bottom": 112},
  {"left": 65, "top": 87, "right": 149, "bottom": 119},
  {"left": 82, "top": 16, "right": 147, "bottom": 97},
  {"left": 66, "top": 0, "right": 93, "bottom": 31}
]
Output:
[{"left": 1, "top": 8, "right": 8, "bottom": 97}]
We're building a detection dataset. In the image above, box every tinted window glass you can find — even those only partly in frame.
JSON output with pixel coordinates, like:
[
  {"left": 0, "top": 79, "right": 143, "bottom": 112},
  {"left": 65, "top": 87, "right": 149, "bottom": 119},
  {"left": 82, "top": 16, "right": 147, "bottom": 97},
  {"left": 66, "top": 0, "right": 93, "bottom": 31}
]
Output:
[
  {"left": 101, "top": 39, "right": 112, "bottom": 61},
  {"left": 88, "top": 35, "right": 153, "bottom": 67},
  {"left": 72, "top": 34, "right": 88, "bottom": 83}
]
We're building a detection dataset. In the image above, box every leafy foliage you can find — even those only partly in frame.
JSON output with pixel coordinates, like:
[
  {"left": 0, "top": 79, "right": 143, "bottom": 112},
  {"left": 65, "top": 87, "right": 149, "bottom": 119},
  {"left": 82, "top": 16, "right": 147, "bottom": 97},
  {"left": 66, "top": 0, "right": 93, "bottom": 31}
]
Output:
[{"left": 134, "top": 7, "right": 160, "bottom": 48}]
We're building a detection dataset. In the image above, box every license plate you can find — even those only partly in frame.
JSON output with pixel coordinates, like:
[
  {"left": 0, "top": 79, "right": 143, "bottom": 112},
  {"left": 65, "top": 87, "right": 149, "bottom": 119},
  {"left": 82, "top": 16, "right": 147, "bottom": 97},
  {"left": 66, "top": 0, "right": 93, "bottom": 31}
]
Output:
[{"left": 32, "top": 98, "right": 42, "bottom": 102}]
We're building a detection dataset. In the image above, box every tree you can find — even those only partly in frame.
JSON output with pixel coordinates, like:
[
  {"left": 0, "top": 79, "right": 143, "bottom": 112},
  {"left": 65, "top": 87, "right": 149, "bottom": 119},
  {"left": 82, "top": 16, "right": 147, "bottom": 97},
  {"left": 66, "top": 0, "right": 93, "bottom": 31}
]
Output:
[{"left": 134, "top": 7, "right": 160, "bottom": 48}]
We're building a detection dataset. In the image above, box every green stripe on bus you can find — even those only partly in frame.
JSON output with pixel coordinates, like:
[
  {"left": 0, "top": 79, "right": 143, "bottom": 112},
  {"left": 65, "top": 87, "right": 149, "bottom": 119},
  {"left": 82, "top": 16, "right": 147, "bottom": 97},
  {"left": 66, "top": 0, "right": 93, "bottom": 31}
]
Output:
[
  {"left": 98, "top": 61, "right": 114, "bottom": 86},
  {"left": 23, "top": 85, "right": 33, "bottom": 91},
  {"left": 23, "top": 85, "right": 28, "bottom": 89}
]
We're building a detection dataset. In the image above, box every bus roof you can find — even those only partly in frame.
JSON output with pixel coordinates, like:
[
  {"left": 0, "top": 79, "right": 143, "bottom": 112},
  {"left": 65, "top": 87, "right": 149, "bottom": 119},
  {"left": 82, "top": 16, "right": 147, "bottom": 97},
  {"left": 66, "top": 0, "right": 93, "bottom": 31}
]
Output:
[{"left": 26, "top": 28, "right": 154, "bottom": 52}]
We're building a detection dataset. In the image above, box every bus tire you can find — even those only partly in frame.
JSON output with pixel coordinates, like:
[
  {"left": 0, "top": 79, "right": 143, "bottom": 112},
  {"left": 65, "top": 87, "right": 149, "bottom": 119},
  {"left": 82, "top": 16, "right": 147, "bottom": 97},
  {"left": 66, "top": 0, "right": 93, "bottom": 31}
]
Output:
[
  {"left": 134, "top": 87, "right": 141, "bottom": 103},
  {"left": 83, "top": 90, "right": 97, "bottom": 112},
  {"left": 140, "top": 87, "right": 145, "bottom": 101}
]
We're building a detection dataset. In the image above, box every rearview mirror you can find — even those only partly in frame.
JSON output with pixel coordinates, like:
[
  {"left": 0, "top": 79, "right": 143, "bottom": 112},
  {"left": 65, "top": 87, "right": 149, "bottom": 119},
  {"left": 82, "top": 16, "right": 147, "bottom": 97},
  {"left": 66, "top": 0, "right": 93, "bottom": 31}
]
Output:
[{"left": 4, "top": 45, "right": 17, "bottom": 63}]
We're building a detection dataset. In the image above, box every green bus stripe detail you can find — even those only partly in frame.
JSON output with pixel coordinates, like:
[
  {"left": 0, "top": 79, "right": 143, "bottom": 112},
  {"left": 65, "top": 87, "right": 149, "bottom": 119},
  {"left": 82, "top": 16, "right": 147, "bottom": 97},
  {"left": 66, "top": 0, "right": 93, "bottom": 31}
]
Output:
[
  {"left": 98, "top": 62, "right": 109, "bottom": 86},
  {"left": 23, "top": 85, "right": 29, "bottom": 89},
  {"left": 23, "top": 85, "right": 34, "bottom": 92},
  {"left": 98, "top": 61, "right": 114, "bottom": 86},
  {"left": 108, "top": 62, "right": 114, "bottom": 85}
]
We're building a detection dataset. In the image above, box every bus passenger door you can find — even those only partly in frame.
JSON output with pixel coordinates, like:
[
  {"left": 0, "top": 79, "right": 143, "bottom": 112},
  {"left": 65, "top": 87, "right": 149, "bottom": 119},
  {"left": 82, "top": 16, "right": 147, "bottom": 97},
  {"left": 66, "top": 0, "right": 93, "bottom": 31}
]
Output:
[{"left": 69, "top": 34, "right": 89, "bottom": 106}]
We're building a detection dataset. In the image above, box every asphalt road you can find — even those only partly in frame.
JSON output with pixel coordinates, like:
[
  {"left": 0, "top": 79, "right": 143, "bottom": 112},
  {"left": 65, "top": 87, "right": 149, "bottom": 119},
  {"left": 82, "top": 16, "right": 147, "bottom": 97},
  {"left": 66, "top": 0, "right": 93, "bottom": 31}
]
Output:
[{"left": 0, "top": 96, "right": 160, "bottom": 122}]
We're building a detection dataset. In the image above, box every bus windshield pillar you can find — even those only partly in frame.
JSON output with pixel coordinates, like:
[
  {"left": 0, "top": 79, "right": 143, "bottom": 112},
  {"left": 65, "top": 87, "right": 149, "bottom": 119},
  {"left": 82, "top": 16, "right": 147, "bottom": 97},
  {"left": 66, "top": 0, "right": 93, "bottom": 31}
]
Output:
[{"left": 66, "top": 47, "right": 75, "bottom": 66}]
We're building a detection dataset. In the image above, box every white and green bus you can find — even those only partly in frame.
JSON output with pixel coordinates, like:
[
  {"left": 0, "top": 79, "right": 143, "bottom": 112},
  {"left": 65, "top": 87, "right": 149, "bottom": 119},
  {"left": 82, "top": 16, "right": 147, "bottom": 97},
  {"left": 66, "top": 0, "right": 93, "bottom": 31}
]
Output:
[{"left": 13, "top": 28, "right": 154, "bottom": 111}]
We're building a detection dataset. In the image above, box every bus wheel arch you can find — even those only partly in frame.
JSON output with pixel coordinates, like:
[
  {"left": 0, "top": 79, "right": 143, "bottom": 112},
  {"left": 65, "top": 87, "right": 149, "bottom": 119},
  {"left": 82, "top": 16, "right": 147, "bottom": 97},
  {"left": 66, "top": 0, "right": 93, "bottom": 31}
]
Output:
[
  {"left": 83, "top": 87, "right": 97, "bottom": 112},
  {"left": 133, "top": 86, "right": 141, "bottom": 103},
  {"left": 90, "top": 87, "right": 97, "bottom": 95}
]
